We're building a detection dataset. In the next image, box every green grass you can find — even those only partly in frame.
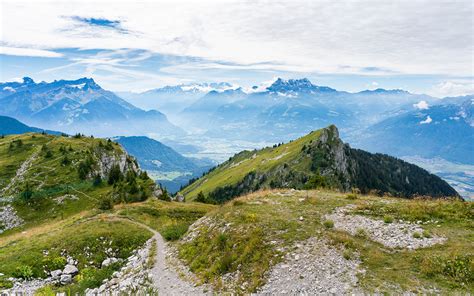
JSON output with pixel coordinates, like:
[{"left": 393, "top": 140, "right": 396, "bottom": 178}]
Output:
[
  {"left": 0, "top": 216, "right": 152, "bottom": 292},
  {"left": 181, "top": 129, "right": 323, "bottom": 200},
  {"left": 117, "top": 199, "right": 215, "bottom": 240},
  {"left": 176, "top": 189, "right": 473, "bottom": 294}
]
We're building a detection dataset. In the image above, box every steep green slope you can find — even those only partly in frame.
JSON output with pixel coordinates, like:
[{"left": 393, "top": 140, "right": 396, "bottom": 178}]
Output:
[
  {"left": 0, "top": 132, "right": 155, "bottom": 229},
  {"left": 181, "top": 125, "right": 458, "bottom": 202}
]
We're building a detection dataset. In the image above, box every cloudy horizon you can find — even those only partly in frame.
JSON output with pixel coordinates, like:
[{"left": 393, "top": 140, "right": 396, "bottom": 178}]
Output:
[{"left": 1, "top": 0, "right": 473, "bottom": 97}]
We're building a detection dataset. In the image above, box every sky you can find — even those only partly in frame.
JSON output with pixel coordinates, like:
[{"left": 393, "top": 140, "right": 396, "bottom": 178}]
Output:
[{"left": 0, "top": 0, "right": 473, "bottom": 97}]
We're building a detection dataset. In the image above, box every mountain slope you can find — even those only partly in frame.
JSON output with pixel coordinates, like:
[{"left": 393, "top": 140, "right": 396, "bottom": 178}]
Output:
[
  {"left": 357, "top": 96, "right": 474, "bottom": 164},
  {"left": 0, "top": 116, "right": 60, "bottom": 135},
  {"left": 181, "top": 125, "right": 458, "bottom": 202},
  {"left": 115, "top": 136, "right": 214, "bottom": 193},
  {"left": 0, "top": 77, "right": 181, "bottom": 137}
]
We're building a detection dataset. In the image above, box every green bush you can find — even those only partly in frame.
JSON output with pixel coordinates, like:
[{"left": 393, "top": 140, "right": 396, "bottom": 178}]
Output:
[
  {"left": 383, "top": 215, "right": 394, "bottom": 223},
  {"left": 346, "top": 193, "right": 358, "bottom": 200},
  {"left": 423, "top": 230, "right": 432, "bottom": 238},
  {"left": 356, "top": 228, "right": 367, "bottom": 238},
  {"left": 413, "top": 232, "right": 422, "bottom": 239},
  {"left": 162, "top": 224, "right": 189, "bottom": 241},
  {"left": 323, "top": 220, "right": 334, "bottom": 229},
  {"left": 107, "top": 165, "right": 123, "bottom": 185},
  {"left": 97, "top": 195, "right": 114, "bottom": 210},
  {"left": 42, "top": 255, "right": 67, "bottom": 271},
  {"left": 14, "top": 265, "right": 34, "bottom": 280}
]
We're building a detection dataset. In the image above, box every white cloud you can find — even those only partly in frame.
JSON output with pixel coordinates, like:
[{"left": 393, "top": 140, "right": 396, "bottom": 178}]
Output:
[
  {"left": 1, "top": 0, "right": 472, "bottom": 76},
  {"left": 0, "top": 46, "right": 63, "bottom": 58},
  {"left": 420, "top": 115, "right": 433, "bottom": 124},
  {"left": 432, "top": 81, "right": 474, "bottom": 97},
  {"left": 2, "top": 86, "right": 16, "bottom": 92},
  {"left": 413, "top": 100, "right": 429, "bottom": 110}
]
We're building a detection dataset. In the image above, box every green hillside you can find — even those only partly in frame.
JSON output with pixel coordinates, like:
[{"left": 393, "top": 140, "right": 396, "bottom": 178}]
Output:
[
  {"left": 0, "top": 132, "right": 155, "bottom": 229},
  {"left": 181, "top": 125, "right": 458, "bottom": 202}
]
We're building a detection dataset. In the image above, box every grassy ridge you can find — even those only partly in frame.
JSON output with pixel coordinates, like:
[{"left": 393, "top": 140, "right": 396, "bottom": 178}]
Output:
[{"left": 181, "top": 130, "right": 321, "bottom": 200}]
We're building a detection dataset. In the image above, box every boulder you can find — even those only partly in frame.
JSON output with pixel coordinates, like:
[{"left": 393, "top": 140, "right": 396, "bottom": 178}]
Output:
[
  {"left": 60, "top": 274, "right": 72, "bottom": 285},
  {"left": 175, "top": 193, "right": 185, "bottom": 202},
  {"left": 102, "top": 257, "right": 119, "bottom": 267},
  {"left": 50, "top": 269, "right": 62, "bottom": 279},
  {"left": 62, "top": 264, "right": 78, "bottom": 275}
]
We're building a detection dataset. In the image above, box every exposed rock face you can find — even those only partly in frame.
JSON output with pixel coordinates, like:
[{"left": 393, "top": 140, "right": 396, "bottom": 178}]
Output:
[{"left": 95, "top": 151, "right": 139, "bottom": 179}]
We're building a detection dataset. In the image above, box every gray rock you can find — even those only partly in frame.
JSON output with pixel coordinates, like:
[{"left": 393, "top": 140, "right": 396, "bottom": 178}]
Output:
[
  {"left": 62, "top": 264, "right": 78, "bottom": 275},
  {"left": 102, "top": 257, "right": 118, "bottom": 267},
  {"left": 60, "top": 274, "right": 72, "bottom": 285},
  {"left": 50, "top": 269, "right": 62, "bottom": 278}
]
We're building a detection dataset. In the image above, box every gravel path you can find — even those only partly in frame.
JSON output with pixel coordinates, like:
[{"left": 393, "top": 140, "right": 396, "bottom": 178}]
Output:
[
  {"left": 1, "top": 147, "right": 41, "bottom": 195},
  {"left": 117, "top": 218, "right": 209, "bottom": 296}
]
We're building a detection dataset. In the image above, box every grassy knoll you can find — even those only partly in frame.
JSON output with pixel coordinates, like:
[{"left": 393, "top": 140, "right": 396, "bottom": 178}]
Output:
[
  {"left": 176, "top": 189, "right": 473, "bottom": 294},
  {"left": 117, "top": 199, "right": 216, "bottom": 241}
]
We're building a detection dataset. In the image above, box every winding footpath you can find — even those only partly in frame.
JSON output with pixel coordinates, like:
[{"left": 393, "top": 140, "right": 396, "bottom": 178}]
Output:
[{"left": 115, "top": 218, "right": 209, "bottom": 295}]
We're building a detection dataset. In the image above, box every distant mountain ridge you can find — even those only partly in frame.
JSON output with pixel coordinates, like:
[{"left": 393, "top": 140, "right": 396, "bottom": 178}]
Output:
[
  {"left": 182, "top": 125, "right": 459, "bottom": 203},
  {"left": 0, "top": 116, "right": 61, "bottom": 136},
  {"left": 0, "top": 77, "right": 181, "bottom": 137},
  {"left": 357, "top": 96, "right": 474, "bottom": 164},
  {"left": 114, "top": 136, "right": 214, "bottom": 193}
]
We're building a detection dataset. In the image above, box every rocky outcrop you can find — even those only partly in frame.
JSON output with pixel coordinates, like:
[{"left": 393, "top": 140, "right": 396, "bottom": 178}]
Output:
[
  {"left": 95, "top": 152, "right": 138, "bottom": 179},
  {"left": 0, "top": 205, "right": 23, "bottom": 233},
  {"left": 325, "top": 205, "right": 446, "bottom": 249}
]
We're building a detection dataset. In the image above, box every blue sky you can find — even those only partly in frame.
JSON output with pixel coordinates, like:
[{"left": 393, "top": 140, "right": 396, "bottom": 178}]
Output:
[{"left": 1, "top": 0, "right": 472, "bottom": 96}]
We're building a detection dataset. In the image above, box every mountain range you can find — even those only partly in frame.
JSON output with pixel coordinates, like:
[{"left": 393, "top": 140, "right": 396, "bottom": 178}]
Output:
[{"left": 0, "top": 77, "right": 181, "bottom": 137}]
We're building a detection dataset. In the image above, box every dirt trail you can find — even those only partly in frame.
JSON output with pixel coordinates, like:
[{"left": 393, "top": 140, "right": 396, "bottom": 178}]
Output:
[{"left": 113, "top": 217, "right": 209, "bottom": 295}]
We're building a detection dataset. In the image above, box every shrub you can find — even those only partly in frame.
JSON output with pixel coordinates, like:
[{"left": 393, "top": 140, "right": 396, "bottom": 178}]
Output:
[
  {"left": 195, "top": 191, "right": 209, "bottom": 203},
  {"left": 93, "top": 174, "right": 102, "bottom": 186},
  {"left": 356, "top": 228, "right": 367, "bottom": 238},
  {"left": 43, "top": 255, "right": 67, "bottom": 271},
  {"left": 413, "top": 232, "right": 422, "bottom": 239},
  {"left": 159, "top": 188, "right": 171, "bottom": 202},
  {"left": 107, "top": 165, "right": 123, "bottom": 185},
  {"left": 162, "top": 224, "right": 189, "bottom": 241},
  {"left": 323, "top": 220, "right": 334, "bottom": 229},
  {"left": 78, "top": 156, "right": 95, "bottom": 180},
  {"left": 343, "top": 250, "right": 352, "bottom": 260},
  {"left": 97, "top": 195, "right": 114, "bottom": 210},
  {"left": 423, "top": 230, "right": 432, "bottom": 238},
  {"left": 232, "top": 200, "right": 244, "bottom": 206},
  {"left": 218, "top": 252, "right": 233, "bottom": 274},
  {"left": 15, "top": 265, "right": 34, "bottom": 280},
  {"left": 383, "top": 215, "right": 394, "bottom": 223},
  {"left": 304, "top": 174, "right": 327, "bottom": 189},
  {"left": 346, "top": 193, "right": 358, "bottom": 200},
  {"left": 61, "top": 155, "right": 70, "bottom": 166},
  {"left": 20, "top": 182, "right": 34, "bottom": 202}
]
